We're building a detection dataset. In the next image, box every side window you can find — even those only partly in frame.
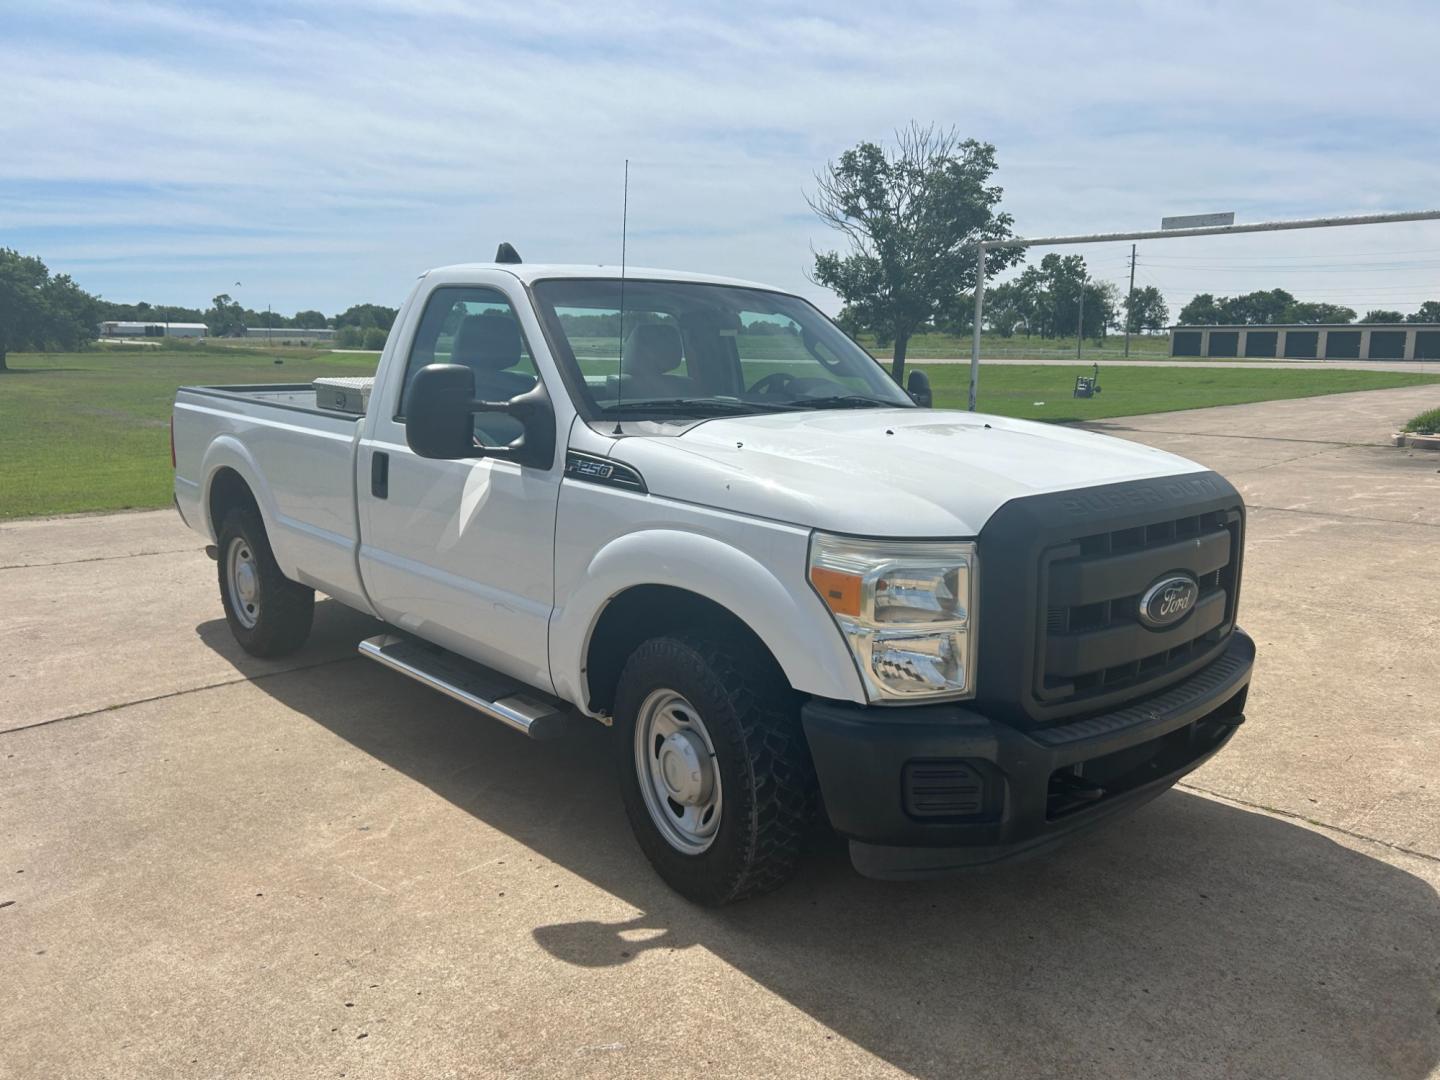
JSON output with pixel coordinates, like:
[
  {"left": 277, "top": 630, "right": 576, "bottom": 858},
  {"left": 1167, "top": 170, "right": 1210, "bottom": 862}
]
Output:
[{"left": 399, "top": 286, "right": 539, "bottom": 447}]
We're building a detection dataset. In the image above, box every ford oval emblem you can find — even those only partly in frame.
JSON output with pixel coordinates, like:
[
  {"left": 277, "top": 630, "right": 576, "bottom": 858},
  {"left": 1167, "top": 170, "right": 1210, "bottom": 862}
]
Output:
[{"left": 1139, "top": 574, "right": 1199, "bottom": 629}]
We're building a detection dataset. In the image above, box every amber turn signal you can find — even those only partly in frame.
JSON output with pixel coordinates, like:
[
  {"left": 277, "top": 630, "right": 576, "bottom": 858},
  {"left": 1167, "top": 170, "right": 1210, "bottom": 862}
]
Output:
[{"left": 809, "top": 566, "right": 861, "bottom": 617}]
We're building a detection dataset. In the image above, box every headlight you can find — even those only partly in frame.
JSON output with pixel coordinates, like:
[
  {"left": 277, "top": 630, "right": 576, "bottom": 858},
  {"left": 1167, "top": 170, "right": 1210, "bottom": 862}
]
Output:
[{"left": 808, "top": 533, "right": 977, "bottom": 702}]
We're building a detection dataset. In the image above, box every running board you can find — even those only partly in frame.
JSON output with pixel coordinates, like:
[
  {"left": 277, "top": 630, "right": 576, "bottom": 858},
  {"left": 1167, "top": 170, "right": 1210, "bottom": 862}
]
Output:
[{"left": 358, "top": 634, "right": 571, "bottom": 740}]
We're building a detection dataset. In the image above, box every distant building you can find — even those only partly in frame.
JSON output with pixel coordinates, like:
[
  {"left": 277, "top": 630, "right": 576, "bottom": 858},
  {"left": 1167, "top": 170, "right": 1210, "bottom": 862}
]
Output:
[
  {"left": 243, "top": 327, "right": 337, "bottom": 344},
  {"left": 99, "top": 320, "right": 208, "bottom": 339},
  {"left": 1170, "top": 323, "right": 1440, "bottom": 361}
]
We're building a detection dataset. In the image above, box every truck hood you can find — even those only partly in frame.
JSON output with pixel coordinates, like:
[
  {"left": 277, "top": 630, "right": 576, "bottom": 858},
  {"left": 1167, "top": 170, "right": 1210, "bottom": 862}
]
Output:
[{"left": 608, "top": 408, "right": 1206, "bottom": 536}]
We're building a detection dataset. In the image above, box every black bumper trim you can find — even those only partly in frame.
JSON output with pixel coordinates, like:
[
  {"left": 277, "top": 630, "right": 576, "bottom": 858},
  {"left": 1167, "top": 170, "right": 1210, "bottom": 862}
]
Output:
[{"left": 801, "top": 629, "right": 1254, "bottom": 878}]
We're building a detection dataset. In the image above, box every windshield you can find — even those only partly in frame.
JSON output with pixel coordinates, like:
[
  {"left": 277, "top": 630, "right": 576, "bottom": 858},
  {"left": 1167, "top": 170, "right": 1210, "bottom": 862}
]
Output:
[{"left": 530, "top": 278, "right": 914, "bottom": 419}]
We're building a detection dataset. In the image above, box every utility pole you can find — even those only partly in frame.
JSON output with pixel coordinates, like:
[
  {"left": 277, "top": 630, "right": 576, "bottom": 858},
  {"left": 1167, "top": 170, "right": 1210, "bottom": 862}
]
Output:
[
  {"left": 1124, "top": 243, "right": 1137, "bottom": 358},
  {"left": 1076, "top": 279, "right": 1086, "bottom": 361}
]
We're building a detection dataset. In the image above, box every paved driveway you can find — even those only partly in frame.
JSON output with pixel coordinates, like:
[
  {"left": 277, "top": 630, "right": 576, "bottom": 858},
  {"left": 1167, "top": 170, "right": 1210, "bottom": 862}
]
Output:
[{"left": 3, "top": 385, "right": 1437, "bottom": 1079}]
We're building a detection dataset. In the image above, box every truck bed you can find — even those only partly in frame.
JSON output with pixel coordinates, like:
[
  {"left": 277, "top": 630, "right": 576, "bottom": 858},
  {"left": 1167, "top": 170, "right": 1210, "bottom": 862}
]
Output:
[
  {"left": 172, "top": 381, "right": 372, "bottom": 613},
  {"left": 178, "top": 382, "right": 365, "bottom": 418}
]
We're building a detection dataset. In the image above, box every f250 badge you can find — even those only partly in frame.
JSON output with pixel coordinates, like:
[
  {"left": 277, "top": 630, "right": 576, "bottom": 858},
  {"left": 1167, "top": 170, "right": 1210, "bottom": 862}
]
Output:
[{"left": 1139, "top": 574, "right": 1198, "bottom": 629}]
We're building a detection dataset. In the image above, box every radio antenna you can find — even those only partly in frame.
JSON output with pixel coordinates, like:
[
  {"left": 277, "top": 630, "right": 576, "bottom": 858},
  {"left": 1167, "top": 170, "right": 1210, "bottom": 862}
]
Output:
[{"left": 614, "top": 158, "right": 629, "bottom": 434}]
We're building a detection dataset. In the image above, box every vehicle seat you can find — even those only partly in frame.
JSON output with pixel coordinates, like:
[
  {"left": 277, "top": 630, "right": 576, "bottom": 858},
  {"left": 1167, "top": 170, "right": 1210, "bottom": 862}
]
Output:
[
  {"left": 450, "top": 314, "right": 533, "bottom": 446},
  {"left": 622, "top": 323, "right": 694, "bottom": 398},
  {"left": 452, "top": 314, "right": 536, "bottom": 402}
]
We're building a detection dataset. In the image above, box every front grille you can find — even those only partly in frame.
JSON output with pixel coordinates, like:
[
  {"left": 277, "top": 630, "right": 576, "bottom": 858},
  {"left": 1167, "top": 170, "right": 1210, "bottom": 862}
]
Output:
[{"left": 1036, "top": 508, "right": 1242, "bottom": 707}]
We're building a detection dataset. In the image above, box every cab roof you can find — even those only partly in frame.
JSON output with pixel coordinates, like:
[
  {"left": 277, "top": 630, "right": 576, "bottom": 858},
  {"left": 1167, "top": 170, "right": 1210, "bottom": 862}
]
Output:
[{"left": 424, "top": 262, "right": 782, "bottom": 293}]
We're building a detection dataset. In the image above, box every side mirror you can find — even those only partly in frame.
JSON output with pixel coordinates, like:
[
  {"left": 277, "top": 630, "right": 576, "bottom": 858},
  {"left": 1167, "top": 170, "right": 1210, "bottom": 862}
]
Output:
[
  {"left": 404, "top": 363, "right": 556, "bottom": 468},
  {"left": 405, "top": 364, "right": 479, "bottom": 459},
  {"left": 906, "top": 369, "right": 933, "bottom": 408}
]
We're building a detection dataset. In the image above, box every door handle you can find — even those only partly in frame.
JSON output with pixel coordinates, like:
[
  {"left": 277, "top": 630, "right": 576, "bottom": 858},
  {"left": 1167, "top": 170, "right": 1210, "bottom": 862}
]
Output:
[{"left": 371, "top": 451, "right": 389, "bottom": 499}]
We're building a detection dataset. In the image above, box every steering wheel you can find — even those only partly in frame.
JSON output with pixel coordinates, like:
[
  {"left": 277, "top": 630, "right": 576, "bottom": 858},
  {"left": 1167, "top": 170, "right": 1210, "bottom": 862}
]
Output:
[{"left": 748, "top": 371, "right": 796, "bottom": 397}]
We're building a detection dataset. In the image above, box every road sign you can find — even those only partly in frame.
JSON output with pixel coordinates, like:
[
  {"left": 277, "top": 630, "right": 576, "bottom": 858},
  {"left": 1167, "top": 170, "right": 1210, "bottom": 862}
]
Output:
[{"left": 1161, "top": 212, "right": 1235, "bottom": 230}]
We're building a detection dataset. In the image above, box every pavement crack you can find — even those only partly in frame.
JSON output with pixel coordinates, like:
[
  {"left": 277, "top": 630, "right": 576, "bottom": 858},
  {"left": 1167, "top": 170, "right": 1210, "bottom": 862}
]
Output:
[
  {"left": 0, "top": 546, "right": 201, "bottom": 571},
  {"left": 1245, "top": 504, "right": 1440, "bottom": 529},
  {"left": 1081, "top": 427, "right": 1361, "bottom": 447},
  {"left": 1178, "top": 781, "right": 1439, "bottom": 864},
  {"left": 0, "top": 655, "right": 360, "bottom": 737}
]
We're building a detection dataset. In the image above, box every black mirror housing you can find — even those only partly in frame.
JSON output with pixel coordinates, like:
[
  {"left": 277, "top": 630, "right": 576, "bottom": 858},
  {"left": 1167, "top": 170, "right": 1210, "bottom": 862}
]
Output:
[
  {"left": 403, "top": 363, "right": 556, "bottom": 468},
  {"left": 405, "top": 364, "right": 481, "bottom": 459},
  {"left": 906, "top": 369, "right": 933, "bottom": 408}
]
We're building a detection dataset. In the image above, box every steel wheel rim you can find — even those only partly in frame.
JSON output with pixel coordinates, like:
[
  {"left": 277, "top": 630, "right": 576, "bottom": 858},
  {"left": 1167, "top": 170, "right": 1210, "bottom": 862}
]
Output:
[
  {"left": 633, "top": 688, "right": 723, "bottom": 854},
  {"left": 226, "top": 537, "right": 261, "bottom": 629}
]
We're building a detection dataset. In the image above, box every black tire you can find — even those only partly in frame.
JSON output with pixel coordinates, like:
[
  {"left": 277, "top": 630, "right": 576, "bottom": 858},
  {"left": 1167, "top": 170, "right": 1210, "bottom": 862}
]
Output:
[
  {"left": 613, "top": 632, "right": 818, "bottom": 905},
  {"left": 216, "top": 507, "right": 314, "bottom": 657}
]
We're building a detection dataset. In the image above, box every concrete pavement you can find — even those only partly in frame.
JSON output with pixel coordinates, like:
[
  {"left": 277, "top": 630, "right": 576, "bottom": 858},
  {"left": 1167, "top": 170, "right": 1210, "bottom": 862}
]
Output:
[{"left": 2, "top": 384, "right": 1438, "bottom": 1079}]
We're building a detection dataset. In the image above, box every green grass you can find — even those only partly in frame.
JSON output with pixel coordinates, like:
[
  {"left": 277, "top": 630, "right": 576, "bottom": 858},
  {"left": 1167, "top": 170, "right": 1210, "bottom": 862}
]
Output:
[
  {"left": 0, "top": 344, "right": 379, "bottom": 519},
  {"left": 1402, "top": 405, "right": 1440, "bottom": 434},
  {"left": 2, "top": 345, "right": 1437, "bottom": 519},
  {"left": 913, "top": 363, "right": 1440, "bottom": 423}
]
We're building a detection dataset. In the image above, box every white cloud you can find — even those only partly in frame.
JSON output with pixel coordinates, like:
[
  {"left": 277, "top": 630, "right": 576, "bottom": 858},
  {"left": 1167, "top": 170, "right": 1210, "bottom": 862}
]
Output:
[{"left": 3, "top": 0, "right": 1438, "bottom": 314}]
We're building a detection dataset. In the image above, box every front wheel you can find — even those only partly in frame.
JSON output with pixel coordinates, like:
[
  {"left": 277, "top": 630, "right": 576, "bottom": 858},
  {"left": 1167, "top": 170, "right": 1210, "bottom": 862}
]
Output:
[{"left": 613, "top": 633, "right": 818, "bottom": 905}]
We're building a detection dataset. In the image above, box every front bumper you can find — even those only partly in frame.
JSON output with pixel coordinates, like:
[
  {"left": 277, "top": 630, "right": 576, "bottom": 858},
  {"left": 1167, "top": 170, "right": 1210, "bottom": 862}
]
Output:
[{"left": 801, "top": 628, "right": 1254, "bottom": 879}]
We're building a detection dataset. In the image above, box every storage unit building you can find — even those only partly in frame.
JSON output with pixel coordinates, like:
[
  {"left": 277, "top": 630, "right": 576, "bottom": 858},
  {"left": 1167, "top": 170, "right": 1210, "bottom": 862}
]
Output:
[{"left": 1170, "top": 323, "right": 1440, "bottom": 361}]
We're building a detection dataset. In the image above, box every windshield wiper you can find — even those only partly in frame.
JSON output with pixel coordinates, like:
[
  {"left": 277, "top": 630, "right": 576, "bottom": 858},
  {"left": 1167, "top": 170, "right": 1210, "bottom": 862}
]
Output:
[
  {"left": 600, "top": 397, "right": 763, "bottom": 416},
  {"left": 781, "top": 395, "right": 897, "bottom": 411}
]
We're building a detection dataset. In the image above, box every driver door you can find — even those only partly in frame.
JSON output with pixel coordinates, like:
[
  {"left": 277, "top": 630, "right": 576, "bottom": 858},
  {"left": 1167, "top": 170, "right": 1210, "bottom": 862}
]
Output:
[{"left": 357, "top": 283, "right": 561, "bottom": 692}]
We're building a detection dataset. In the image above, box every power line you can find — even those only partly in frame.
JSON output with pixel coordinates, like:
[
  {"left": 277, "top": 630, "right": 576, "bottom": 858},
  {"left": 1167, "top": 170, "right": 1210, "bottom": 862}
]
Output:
[
  {"left": 1134, "top": 262, "right": 1440, "bottom": 275},
  {"left": 1131, "top": 247, "right": 1440, "bottom": 262}
]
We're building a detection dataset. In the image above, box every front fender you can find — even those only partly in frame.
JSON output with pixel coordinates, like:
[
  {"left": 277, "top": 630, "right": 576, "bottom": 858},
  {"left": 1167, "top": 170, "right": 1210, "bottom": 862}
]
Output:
[{"left": 550, "top": 527, "right": 866, "bottom": 710}]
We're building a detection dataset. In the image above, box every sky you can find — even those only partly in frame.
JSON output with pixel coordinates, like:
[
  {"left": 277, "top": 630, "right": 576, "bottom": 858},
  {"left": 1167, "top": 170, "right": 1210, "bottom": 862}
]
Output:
[{"left": 4, "top": 0, "right": 1440, "bottom": 320}]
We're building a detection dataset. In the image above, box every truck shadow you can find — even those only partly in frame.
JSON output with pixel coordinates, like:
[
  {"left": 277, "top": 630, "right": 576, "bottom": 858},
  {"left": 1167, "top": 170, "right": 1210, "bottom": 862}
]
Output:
[{"left": 201, "top": 605, "right": 1440, "bottom": 1079}]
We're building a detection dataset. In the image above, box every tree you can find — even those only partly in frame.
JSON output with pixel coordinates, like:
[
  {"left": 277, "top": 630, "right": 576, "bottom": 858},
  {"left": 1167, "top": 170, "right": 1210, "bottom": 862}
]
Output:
[
  {"left": 975, "top": 280, "right": 1038, "bottom": 338},
  {"left": 361, "top": 327, "right": 388, "bottom": 350},
  {"left": 333, "top": 303, "right": 398, "bottom": 331},
  {"left": 1361, "top": 309, "right": 1404, "bottom": 324},
  {"left": 1125, "top": 285, "right": 1169, "bottom": 333},
  {"left": 807, "top": 124, "right": 1022, "bottom": 381},
  {"left": 1225, "top": 289, "right": 1294, "bottom": 325},
  {"left": 1406, "top": 301, "right": 1440, "bottom": 323},
  {"left": 292, "top": 309, "right": 328, "bottom": 330},
  {"left": 1004, "top": 254, "right": 1115, "bottom": 340},
  {"left": 1178, "top": 293, "right": 1222, "bottom": 324},
  {"left": 0, "top": 248, "right": 99, "bottom": 371},
  {"left": 1178, "top": 290, "right": 1354, "bottom": 325},
  {"left": 1285, "top": 301, "right": 1355, "bottom": 324},
  {"left": 206, "top": 293, "right": 247, "bottom": 337}
]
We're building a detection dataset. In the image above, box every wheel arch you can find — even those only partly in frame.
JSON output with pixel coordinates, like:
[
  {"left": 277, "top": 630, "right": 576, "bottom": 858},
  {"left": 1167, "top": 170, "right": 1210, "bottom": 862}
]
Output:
[
  {"left": 556, "top": 528, "right": 866, "bottom": 715},
  {"left": 197, "top": 438, "right": 294, "bottom": 573},
  {"left": 584, "top": 585, "right": 782, "bottom": 715}
]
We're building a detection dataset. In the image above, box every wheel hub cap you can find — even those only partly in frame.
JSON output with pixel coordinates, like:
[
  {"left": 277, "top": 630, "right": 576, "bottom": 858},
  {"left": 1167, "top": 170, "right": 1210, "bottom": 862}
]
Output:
[
  {"left": 633, "top": 689, "right": 723, "bottom": 854},
  {"left": 233, "top": 561, "right": 258, "bottom": 604},
  {"left": 658, "top": 730, "right": 712, "bottom": 805},
  {"left": 226, "top": 538, "right": 261, "bottom": 629}
]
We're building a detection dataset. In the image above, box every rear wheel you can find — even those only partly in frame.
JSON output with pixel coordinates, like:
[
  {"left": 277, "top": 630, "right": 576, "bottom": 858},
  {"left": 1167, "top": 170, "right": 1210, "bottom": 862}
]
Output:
[
  {"left": 613, "top": 632, "right": 818, "bottom": 905},
  {"left": 216, "top": 507, "right": 314, "bottom": 657}
]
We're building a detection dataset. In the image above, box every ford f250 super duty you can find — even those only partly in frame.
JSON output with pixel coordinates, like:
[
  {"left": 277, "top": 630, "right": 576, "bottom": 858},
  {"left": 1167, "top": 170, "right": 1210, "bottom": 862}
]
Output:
[{"left": 172, "top": 251, "right": 1253, "bottom": 904}]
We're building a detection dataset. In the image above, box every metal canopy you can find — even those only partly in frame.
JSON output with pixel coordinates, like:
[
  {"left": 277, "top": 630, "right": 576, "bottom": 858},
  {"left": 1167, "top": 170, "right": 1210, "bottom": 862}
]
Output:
[{"left": 966, "top": 209, "right": 1440, "bottom": 410}]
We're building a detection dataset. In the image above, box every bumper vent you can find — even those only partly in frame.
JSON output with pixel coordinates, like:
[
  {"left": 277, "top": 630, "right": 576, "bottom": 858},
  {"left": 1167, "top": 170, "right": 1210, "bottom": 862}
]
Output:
[{"left": 902, "top": 760, "right": 996, "bottom": 819}]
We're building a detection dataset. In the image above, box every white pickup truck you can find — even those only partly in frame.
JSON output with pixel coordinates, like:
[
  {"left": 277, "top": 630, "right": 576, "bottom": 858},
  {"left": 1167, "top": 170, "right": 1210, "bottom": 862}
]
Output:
[{"left": 172, "top": 252, "right": 1254, "bottom": 904}]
